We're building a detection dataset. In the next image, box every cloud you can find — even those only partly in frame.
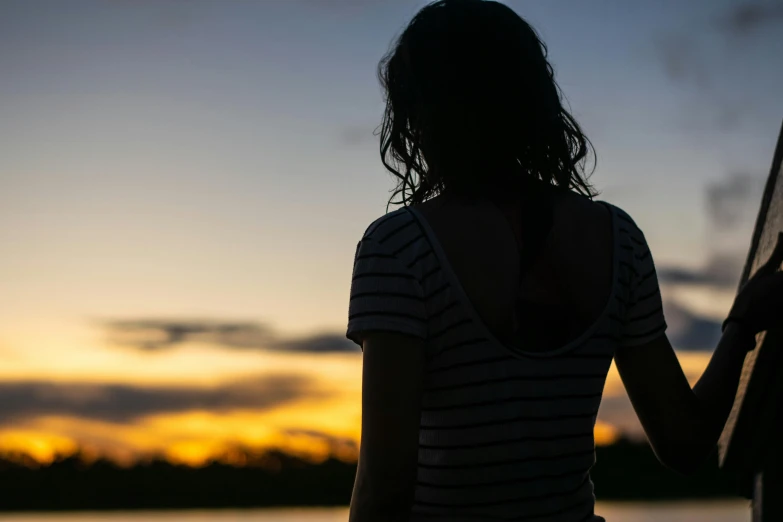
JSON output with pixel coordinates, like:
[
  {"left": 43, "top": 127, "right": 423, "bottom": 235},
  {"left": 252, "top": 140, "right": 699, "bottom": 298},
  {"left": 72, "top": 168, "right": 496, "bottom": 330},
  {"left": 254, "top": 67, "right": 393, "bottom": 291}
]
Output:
[
  {"left": 654, "top": 2, "right": 783, "bottom": 130},
  {"left": 718, "top": 2, "right": 783, "bottom": 36},
  {"left": 657, "top": 252, "right": 745, "bottom": 290},
  {"left": 663, "top": 300, "right": 723, "bottom": 351},
  {"left": 657, "top": 254, "right": 744, "bottom": 292},
  {"left": 654, "top": 32, "right": 710, "bottom": 87},
  {"left": 657, "top": 172, "right": 763, "bottom": 291},
  {"left": 655, "top": 174, "right": 748, "bottom": 350},
  {"left": 282, "top": 428, "right": 358, "bottom": 452},
  {"left": 276, "top": 333, "right": 359, "bottom": 353},
  {"left": 657, "top": 261, "right": 742, "bottom": 289},
  {"left": 105, "top": 319, "right": 273, "bottom": 351},
  {"left": 707, "top": 172, "right": 761, "bottom": 228},
  {"left": 652, "top": 31, "right": 733, "bottom": 130},
  {"left": 103, "top": 319, "right": 359, "bottom": 353},
  {"left": 0, "top": 374, "right": 322, "bottom": 425}
]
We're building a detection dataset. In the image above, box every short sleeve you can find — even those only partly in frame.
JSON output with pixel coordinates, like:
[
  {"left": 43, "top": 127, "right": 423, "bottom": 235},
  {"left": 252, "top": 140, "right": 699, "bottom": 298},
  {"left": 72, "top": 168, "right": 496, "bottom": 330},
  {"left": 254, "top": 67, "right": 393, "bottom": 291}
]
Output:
[
  {"left": 346, "top": 236, "right": 428, "bottom": 347},
  {"left": 620, "top": 219, "right": 668, "bottom": 347}
]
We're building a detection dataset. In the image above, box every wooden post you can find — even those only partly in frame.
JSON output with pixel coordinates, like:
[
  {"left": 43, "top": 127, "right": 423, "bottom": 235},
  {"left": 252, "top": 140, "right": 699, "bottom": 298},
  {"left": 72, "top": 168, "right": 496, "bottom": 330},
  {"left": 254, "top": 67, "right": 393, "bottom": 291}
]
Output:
[
  {"left": 753, "top": 409, "right": 783, "bottom": 522},
  {"left": 718, "top": 119, "right": 783, "bottom": 521}
]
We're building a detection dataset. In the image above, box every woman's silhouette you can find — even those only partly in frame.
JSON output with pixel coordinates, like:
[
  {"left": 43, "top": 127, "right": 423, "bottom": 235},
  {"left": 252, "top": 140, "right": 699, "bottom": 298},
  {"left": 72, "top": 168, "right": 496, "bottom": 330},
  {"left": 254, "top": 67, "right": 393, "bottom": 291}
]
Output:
[{"left": 345, "top": 1, "right": 783, "bottom": 521}]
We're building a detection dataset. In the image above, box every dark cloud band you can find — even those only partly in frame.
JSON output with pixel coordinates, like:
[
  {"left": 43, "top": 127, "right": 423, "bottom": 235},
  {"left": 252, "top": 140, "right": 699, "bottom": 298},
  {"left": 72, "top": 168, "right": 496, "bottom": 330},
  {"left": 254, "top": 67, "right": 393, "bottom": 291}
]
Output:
[
  {"left": 103, "top": 319, "right": 359, "bottom": 353},
  {"left": 0, "top": 374, "right": 323, "bottom": 425}
]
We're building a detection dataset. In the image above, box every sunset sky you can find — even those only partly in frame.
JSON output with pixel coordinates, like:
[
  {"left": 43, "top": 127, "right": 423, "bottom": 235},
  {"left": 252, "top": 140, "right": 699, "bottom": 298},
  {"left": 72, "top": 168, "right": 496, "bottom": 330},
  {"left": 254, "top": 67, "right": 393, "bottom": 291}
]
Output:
[{"left": 1, "top": 0, "right": 782, "bottom": 465}]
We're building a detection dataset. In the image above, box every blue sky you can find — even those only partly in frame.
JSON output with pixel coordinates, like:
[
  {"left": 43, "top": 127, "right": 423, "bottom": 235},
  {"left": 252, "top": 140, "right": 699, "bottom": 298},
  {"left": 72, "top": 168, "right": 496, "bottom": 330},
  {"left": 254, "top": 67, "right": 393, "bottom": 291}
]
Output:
[
  {"left": 2, "top": 0, "right": 780, "bottom": 331},
  {"left": 0, "top": 0, "right": 781, "bottom": 458}
]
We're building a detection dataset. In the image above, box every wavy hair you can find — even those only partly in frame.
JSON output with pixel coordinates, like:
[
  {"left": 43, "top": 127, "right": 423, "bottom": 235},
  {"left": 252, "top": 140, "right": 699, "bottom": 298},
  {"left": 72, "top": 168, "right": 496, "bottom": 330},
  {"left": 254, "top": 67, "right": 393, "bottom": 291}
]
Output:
[{"left": 378, "top": 0, "right": 597, "bottom": 206}]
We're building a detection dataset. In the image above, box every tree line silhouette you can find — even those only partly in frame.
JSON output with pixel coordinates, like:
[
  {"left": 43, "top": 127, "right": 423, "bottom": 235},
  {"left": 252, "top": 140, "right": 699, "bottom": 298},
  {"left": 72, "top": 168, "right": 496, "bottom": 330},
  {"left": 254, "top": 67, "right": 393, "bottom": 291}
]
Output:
[{"left": 0, "top": 437, "right": 741, "bottom": 511}]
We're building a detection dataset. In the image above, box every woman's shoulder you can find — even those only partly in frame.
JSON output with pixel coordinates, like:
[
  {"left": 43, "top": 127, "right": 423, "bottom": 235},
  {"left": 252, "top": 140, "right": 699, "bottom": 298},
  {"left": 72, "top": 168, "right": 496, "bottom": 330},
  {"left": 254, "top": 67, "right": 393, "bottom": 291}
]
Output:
[
  {"left": 589, "top": 199, "right": 643, "bottom": 232},
  {"left": 355, "top": 207, "right": 435, "bottom": 279},
  {"left": 354, "top": 208, "right": 431, "bottom": 269},
  {"left": 358, "top": 207, "right": 416, "bottom": 242},
  {"left": 579, "top": 200, "right": 655, "bottom": 278}
]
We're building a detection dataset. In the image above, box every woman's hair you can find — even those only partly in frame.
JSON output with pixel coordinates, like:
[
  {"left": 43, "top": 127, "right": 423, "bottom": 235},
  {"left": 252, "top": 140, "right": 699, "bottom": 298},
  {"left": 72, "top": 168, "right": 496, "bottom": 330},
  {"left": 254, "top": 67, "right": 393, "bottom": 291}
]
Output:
[{"left": 378, "top": 0, "right": 597, "bottom": 206}]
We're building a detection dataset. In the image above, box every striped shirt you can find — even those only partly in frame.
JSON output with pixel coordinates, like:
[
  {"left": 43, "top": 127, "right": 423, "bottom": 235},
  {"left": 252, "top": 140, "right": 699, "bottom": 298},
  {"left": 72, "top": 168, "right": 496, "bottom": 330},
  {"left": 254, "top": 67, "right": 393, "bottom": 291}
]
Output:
[{"left": 346, "top": 201, "right": 667, "bottom": 522}]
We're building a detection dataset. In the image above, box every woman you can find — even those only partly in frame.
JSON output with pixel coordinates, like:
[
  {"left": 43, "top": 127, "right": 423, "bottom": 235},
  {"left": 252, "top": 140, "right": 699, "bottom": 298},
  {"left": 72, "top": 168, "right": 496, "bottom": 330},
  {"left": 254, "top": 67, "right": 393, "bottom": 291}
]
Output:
[{"left": 345, "top": 1, "right": 783, "bottom": 521}]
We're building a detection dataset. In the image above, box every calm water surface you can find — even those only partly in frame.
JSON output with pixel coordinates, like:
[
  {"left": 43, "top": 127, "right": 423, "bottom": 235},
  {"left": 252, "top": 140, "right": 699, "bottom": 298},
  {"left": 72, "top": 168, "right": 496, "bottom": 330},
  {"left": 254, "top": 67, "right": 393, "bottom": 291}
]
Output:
[{"left": 0, "top": 502, "right": 751, "bottom": 522}]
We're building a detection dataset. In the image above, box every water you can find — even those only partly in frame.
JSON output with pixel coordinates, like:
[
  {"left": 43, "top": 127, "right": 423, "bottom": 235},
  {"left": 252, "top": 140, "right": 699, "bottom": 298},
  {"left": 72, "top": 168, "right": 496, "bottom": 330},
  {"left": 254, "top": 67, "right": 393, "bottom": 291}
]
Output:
[{"left": 0, "top": 502, "right": 751, "bottom": 522}]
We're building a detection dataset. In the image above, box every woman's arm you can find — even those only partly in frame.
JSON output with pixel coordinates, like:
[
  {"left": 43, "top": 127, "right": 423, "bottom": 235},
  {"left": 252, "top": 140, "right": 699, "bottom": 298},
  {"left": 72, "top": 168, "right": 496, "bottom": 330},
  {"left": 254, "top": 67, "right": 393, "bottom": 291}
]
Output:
[
  {"left": 614, "top": 324, "right": 753, "bottom": 475},
  {"left": 616, "top": 232, "right": 783, "bottom": 474},
  {"left": 349, "top": 332, "right": 426, "bottom": 522}
]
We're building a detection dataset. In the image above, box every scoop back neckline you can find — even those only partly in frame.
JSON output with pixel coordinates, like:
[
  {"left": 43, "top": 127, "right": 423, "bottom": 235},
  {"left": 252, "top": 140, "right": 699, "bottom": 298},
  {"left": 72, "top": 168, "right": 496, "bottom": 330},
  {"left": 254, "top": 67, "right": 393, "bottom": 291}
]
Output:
[{"left": 405, "top": 201, "right": 618, "bottom": 359}]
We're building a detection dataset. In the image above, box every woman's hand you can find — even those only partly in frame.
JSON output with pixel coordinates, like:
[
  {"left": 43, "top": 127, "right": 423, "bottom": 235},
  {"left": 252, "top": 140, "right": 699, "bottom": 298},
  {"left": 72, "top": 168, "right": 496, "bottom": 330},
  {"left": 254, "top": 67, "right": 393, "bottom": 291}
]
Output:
[{"left": 728, "top": 232, "right": 783, "bottom": 335}]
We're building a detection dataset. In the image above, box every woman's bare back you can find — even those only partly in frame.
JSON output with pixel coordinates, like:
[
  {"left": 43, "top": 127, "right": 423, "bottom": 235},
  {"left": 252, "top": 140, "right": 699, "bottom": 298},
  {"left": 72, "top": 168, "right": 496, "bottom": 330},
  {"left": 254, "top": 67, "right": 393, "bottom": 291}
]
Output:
[{"left": 414, "top": 189, "right": 613, "bottom": 350}]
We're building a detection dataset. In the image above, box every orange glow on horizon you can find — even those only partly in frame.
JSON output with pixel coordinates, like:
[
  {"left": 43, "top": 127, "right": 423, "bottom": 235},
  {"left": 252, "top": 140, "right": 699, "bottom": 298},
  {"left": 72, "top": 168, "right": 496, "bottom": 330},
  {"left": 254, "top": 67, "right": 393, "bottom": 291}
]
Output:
[
  {"left": 0, "top": 430, "right": 78, "bottom": 465},
  {"left": 594, "top": 421, "right": 620, "bottom": 446},
  {"left": 0, "top": 415, "right": 621, "bottom": 466},
  {"left": 0, "top": 341, "right": 709, "bottom": 467}
]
